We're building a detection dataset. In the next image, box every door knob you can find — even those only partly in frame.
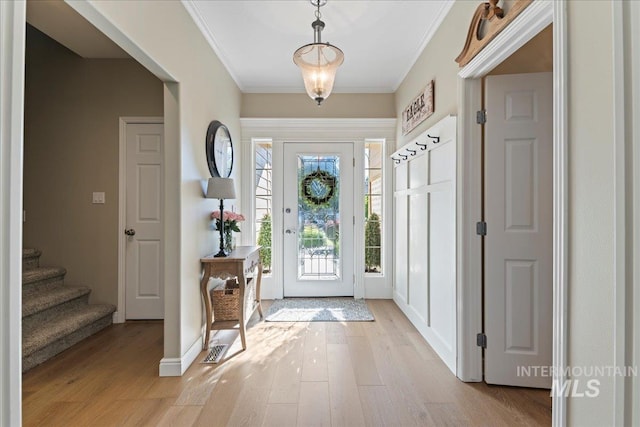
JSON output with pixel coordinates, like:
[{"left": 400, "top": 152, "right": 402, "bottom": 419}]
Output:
[
  {"left": 124, "top": 228, "right": 136, "bottom": 236},
  {"left": 285, "top": 229, "right": 296, "bottom": 234}
]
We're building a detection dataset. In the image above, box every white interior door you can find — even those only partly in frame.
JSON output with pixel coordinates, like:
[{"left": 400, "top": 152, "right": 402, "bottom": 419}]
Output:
[
  {"left": 125, "top": 122, "right": 164, "bottom": 319},
  {"left": 283, "top": 142, "right": 354, "bottom": 297},
  {"left": 484, "top": 72, "right": 553, "bottom": 387}
]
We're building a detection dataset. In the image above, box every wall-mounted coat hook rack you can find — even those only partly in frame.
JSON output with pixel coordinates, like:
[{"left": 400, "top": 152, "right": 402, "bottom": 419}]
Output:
[{"left": 390, "top": 115, "right": 455, "bottom": 168}]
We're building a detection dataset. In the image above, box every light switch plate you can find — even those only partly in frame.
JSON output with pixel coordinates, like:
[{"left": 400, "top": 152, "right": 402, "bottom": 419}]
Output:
[{"left": 92, "top": 192, "right": 105, "bottom": 204}]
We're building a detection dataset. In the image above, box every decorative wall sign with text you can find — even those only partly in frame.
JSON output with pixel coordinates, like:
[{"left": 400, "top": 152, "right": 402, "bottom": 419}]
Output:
[{"left": 402, "top": 80, "right": 435, "bottom": 136}]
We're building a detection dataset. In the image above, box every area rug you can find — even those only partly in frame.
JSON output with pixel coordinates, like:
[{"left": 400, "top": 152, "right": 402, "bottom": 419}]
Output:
[{"left": 264, "top": 298, "right": 374, "bottom": 322}]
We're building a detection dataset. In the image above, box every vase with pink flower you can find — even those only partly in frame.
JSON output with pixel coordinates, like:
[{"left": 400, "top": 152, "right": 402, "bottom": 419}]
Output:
[{"left": 211, "top": 210, "right": 245, "bottom": 253}]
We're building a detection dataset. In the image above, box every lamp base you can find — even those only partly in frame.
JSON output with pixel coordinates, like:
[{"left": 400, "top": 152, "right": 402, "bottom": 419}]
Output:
[{"left": 213, "top": 249, "right": 228, "bottom": 258}]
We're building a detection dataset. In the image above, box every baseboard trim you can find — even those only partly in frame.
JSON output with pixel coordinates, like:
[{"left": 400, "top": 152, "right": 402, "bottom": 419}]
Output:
[
  {"left": 393, "top": 294, "right": 457, "bottom": 376},
  {"left": 364, "top": 285, "right": 393, "bottom": 299},
  {"left": 158, "top": 336, "right": 202, "bottom": 377}
]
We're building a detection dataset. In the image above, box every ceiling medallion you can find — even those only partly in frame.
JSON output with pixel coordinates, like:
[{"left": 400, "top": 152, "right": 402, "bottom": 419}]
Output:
[{"left": 293, "top": 0, "right": 344, "bottom": 106}]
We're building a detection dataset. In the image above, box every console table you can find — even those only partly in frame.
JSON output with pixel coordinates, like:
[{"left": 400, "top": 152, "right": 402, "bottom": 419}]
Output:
[{"left": 200, "top": 246, "right": 263, "bottom": 351}]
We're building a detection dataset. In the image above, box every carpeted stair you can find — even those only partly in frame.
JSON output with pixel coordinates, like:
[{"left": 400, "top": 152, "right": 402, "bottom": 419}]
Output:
[{"left": 22, "top": 248, "right": 116, "bottom": 372}]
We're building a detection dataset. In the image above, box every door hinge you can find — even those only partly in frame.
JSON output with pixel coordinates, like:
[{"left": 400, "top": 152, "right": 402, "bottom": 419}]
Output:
[
  {"left": 353, "top": 216, "right": 356, "bottom": 225},
  {"left": 476, "top": 110, "right": 487, "bottom": 124},
  {"left": 353, "top": 274, "right": 356, "bottom": 284},
  {"left": 476, "top": 221, "right": 487, "bottom": 236},
  {"left": 477, "top": 333, "right": 487, "bottom": 348}
]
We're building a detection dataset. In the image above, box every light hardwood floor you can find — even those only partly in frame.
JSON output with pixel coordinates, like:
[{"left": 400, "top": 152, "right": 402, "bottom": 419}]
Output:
[{"left": 23, "top": 300, "right": 551, "bottom": 426}]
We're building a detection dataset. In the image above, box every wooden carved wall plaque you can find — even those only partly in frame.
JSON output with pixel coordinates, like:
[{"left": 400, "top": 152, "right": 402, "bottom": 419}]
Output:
[{"left": 456, "top": 0, "right": 534, "bottom": 67}]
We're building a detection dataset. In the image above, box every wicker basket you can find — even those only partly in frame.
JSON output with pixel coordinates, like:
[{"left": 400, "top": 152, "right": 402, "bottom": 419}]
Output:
[{"left": 211, "top": 278, "right": 240, "bottom": 321}]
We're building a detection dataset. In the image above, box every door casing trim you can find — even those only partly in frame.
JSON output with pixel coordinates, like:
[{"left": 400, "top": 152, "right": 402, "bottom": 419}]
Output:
[
  {"left": 0, "top": 1, "right": 26, "bottom": 424},
  {"left": 455, "top": 1, "right": 568, "bottom": 425},
  {"left": 117, "top": 117, "right": 164, "bottom": 323}
]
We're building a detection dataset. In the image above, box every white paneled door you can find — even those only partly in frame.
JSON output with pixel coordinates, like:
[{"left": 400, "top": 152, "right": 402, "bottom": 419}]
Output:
[
  {"left": 125, "top": 122, "right": 165, "bottom": 319},
  {"left": 283, "top": 142, "right": 354, "bottom": 297},
  {"left": 484, "top": 72, "right": 553, "bottom": 388}
]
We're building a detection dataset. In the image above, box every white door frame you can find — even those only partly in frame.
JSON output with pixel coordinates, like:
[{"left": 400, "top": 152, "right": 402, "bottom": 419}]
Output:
[
  {"left": 628, "top": 2, "right": 640, "bottom": 423},
  {"left": 240, "top": 118, "right": 396, "bottom": 300},
  {"left": 0, "top": 1, "right": 26, "bottom": 424},
  {"left": 455, "top": 1, "right": 568, "bottom": 425},
  {"left": 617, "top": 0, "right": 639, "bottom": 423},
  {"left": 117, "top": 117, "right": 164, "bottom": 323}
]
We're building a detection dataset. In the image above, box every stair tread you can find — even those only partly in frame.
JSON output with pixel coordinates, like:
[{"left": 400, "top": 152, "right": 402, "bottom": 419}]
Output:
[
  {"left": 23, "top": 304, "right": 116, "bottom": 356},
  {"left": 22, "top": 248, "right": 42, "bottom": 258},
  {"left": 22, "top": 285, "right": 91, "bottom": 318},
  {"left": 22, "top": 266, "right": 66, "bottom": 285}
]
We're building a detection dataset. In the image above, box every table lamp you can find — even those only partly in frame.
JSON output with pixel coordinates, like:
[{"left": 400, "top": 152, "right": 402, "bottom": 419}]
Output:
[{"left": 206, "top": 177, "right": 236, "bottom": 257}]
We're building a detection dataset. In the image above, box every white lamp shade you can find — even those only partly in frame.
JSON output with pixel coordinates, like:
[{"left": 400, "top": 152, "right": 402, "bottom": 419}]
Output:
[{"left": 206, "top": 177, "right": 236, "bottom": 199}]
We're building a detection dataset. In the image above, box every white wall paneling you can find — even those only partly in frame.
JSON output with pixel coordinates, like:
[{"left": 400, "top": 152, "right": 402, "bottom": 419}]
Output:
[{"left": 393, "top": 115, "right": 457, "bottom": 374}]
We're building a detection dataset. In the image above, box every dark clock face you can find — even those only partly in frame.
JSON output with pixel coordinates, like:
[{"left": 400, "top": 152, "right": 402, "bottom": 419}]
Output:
[{"left": 206, "top": 121, "right": 233, "bottom": 178}]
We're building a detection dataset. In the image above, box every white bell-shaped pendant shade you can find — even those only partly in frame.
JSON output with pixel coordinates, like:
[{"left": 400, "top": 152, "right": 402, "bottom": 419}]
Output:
[{"left": 294, "top": 42, "right": 344, "bottom": 105}]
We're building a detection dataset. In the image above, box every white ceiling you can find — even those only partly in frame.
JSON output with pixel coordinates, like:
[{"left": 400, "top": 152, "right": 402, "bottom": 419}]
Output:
[
  {"left": 184, "top": 0, "right": 455, "bottom": 93},
  {"left": 25, "top": 0, "right": 454, "bottom": 94}
]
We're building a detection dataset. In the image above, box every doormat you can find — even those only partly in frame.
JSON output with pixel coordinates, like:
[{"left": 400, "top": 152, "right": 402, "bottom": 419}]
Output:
[{"left": 264, "top": 298, "right": 374, "bottom": 322}]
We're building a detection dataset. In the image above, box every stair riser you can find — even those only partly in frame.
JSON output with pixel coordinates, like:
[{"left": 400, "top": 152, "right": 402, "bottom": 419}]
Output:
[
  {"left": 22, "top": 257, "right": 40, "bottom": 271},
  {"left": 23, "top": 276, "right": 65, "bottom": 294},
  {"left": 23, "top": 294, "right": 91, "bottom": 332},
  {"left": 22, "top": 314, "right": 112, "bottom": 372}
]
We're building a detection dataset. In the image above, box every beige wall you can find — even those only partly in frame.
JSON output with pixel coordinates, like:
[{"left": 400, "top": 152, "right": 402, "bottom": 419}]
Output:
[
  {"left": 23, "top": 25, "right": 163, "bottom": 306},
  {"left": 241, "top": 93, "right": 395, "bottom": 118},
  {"left": 488, "top": 24, "right": 553, "bottom": 76},
  {"left": 75, "top": 0, "right": 243, "bottom": 360},
  {"left": 395, "top": 1, "right": 477, "bottom": 148},
  {"left": 567, "top": 1, "right": 617, "bottom": 425}
]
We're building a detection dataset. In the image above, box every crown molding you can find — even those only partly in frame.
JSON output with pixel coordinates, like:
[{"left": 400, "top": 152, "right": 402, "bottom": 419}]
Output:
[
  {"left": 392, "top": 0, "right": 455, "bottom": 91},
  {"left": 181, "top": 0, "right": 244, "bottom": 90}
]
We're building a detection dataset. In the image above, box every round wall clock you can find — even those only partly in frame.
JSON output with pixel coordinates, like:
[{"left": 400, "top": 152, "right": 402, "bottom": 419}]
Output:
[{"left": 206, "top": 120, "right": 234, "bottom": 178}]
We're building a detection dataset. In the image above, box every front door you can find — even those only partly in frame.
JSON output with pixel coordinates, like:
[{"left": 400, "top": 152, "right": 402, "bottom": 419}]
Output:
[
  {"left": 124, "top": 122, "right": 165, "bottom": 319},
  {"left": 484, "top": 72, "right": 553, "bottom": 387},
  {"left": 283, "top": 142, "right": 354, "bottom": 297}
]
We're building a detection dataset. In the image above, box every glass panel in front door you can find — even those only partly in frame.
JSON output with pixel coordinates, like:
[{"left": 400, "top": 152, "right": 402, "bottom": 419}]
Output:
[{"left": 297, "top": 155, "right": 341, "bottom": 280}]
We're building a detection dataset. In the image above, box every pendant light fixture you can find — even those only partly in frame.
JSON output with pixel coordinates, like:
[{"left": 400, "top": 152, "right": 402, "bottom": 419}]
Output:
[{"left": 293, "top": 0, "right": 344, "bottom": 106}]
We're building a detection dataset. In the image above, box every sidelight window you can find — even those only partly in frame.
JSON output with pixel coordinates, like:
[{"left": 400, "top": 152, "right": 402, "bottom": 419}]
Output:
[
  {"left": 364, "top": 140, "right": 383, "bottom": 274},
  {"left": 255, "top": 140, "right": 272, "bottom": 273}
]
